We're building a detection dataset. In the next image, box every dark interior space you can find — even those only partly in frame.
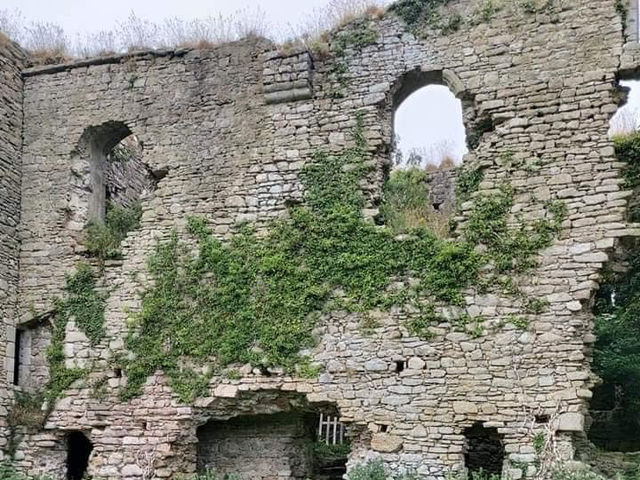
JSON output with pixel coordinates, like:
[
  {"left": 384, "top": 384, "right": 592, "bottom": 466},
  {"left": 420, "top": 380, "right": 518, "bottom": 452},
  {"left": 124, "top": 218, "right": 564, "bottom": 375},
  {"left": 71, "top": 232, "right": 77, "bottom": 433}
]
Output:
[
  {"left": 464, "top": 423, "right": 505, "bottom": 476},
  {"left": 66, "top": 431, "right": 93, "bottom": 480}
]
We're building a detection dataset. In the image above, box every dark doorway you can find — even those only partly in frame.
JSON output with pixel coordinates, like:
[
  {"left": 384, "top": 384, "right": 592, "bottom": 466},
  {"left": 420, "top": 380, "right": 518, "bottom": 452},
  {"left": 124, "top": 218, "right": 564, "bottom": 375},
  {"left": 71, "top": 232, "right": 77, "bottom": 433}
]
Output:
[
  {"left": 67, "top": 431, "right": 93, "bottom": 480},
  {"left": 464, "top": 423, "right": 505, "bottom": 476}
]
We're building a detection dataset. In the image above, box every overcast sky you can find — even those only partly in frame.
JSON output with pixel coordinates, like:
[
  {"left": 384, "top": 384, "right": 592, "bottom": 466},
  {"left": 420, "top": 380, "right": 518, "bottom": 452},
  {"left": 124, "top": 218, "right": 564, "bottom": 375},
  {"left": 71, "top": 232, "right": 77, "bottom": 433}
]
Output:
[{"left": 3, "top": 0, "right": 637, "bottom": 166}]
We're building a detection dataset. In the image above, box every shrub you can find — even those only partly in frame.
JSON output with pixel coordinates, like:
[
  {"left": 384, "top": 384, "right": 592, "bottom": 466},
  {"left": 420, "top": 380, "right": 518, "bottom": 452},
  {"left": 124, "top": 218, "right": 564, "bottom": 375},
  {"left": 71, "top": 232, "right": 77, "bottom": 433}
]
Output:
[
  {"left": 7, "top": 391, "right": 45, "bottom": 430},
  {"left": 552, "top": 465, "right": 607, "bottom": 480},
  {"left": 183, "top": 471, "right": 240, "bottom": 480},
  {"left": 348, "top": 459, "right": 388, "bottom": 480},
  {"left": 379, "top": 167, "right": 450, "bottom": 236},
  {"left": 84, "top": 202, "right": 142, "bottom": 261}
]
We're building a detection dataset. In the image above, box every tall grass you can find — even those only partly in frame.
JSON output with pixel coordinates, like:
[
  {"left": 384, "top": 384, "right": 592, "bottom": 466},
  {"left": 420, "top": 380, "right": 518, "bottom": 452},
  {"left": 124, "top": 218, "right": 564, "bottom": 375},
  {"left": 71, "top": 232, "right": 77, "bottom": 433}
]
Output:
[
  {"left": 0, "top": 7, "right": 270, "bottom": 63},
  {"left": 288, "top": 0, "right": 386, "bottom": 44},
  {"left": 0, "top": 2, "right": 390, "bottom": 64}
]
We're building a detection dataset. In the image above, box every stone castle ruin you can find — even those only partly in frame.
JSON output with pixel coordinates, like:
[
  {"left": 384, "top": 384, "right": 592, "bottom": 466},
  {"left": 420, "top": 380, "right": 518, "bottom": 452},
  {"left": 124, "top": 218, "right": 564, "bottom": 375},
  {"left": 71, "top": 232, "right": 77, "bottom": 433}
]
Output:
[{"left": 1, "top": 0, "right": 640, "bottom": 478}]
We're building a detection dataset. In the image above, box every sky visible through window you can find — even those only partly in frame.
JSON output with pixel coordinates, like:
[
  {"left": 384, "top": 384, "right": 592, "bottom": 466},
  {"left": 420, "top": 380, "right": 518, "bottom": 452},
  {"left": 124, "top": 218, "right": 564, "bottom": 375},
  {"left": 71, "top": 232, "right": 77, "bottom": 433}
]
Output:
[{"left": 394, "top": 85, "right": 468, "bottom": 169}]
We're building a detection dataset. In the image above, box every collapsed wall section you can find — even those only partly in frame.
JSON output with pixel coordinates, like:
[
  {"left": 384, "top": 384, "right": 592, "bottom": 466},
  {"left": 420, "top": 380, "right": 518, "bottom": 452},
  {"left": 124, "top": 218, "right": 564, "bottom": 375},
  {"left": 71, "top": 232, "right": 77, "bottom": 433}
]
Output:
[{"left": 0, "top": 36, "right": 26, "bottom": 459}]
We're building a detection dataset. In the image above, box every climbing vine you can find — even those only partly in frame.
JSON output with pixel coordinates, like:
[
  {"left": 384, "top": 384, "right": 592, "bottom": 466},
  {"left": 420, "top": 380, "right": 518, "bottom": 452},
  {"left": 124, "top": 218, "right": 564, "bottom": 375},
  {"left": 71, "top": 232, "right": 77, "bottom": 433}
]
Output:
[
  {"left": 120, "top": 113, "right": 565, "bottom": 402},
  {"left": 45, "top": 263, "right": 106, "bottom": 403},
  {"left": 328, "top": 18, "right": 379, "bottom": 98}
]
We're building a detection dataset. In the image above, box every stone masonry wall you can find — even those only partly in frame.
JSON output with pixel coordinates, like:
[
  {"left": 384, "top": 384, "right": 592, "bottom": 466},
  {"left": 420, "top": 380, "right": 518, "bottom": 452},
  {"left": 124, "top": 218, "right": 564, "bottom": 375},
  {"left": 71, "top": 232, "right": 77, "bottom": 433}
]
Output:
[
  {"left": 6, "top": 0, "right": 638, "bottom": 478},
  {"left": 197, "top": 413, "right": 313, "bottom": 479},
  {"left": 0, "top": 36, "right": 26, "bottom": 460}
]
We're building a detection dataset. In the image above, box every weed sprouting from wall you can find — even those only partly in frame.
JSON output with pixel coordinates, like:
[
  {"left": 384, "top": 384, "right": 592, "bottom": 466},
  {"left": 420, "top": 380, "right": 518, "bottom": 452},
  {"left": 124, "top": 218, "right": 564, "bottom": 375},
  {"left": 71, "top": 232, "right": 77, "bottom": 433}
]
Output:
[
  {"left": 84, "top": 202, "right": 142, "bottom": 262},
  {"left": 120, "top": 114, "right": 566, "bottom": 402}
]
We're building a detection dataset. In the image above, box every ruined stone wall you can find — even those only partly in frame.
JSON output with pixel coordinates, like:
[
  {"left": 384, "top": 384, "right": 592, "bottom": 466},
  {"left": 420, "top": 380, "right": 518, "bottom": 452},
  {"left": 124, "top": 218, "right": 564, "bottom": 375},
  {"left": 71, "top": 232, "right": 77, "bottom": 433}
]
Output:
[
  {"left": 8, "top": 0, "right": 636, "bottom": 478},
  {"left": 425, "top": 169, "right": 456, "bottom": 213},
  {"left": 105, "top": 137, "right": 156, "bottom": 209},
  {"left": 0, "top": 36, "right": 26, "bottom": 459},
  {"left": 197, "top": 413, "right": 314, "bottom": 479}
]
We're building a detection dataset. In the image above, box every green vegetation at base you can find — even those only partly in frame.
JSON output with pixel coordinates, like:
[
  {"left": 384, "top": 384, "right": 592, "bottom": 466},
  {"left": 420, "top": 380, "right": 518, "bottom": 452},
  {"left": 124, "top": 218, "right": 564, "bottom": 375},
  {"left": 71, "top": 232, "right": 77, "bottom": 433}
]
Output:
[
  {"left": 0, "top": 463, "right": 52, "bottom": 480},
  {"left": 180, "top": 471, "right": 240, "bottom": 480},
  {"left": 380, "top": 167, "right": 450, "bottom": 236},
  {"left": 84, "top": 202, "right": 142, "bottom": 262},
  {"left": 347, "top": 459, "right": 419, "bottom": 480},
  {"left": 120, "top": 114, "right": 565, "bottom": 403}
]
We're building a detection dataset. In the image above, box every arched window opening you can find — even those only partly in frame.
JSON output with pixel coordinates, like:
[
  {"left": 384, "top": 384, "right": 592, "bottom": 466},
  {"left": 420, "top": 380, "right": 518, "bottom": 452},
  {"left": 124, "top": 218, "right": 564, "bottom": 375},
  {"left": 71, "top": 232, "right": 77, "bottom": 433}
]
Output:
[
  {"left": 380, "top": 70, "right": 470, "bottom": 235},
  {"left": 70, "top": 121, "right": 156, "bottom": 259},
  {"left": 393, "top": 84, "right": 468, "bottom": 170},
  {"left": 463, "top": 423, "right": 505, "bottom": 477},
  {"left": 609, "top": 80, "right": 640, "bottom": 139},
  {"left": 66, "top": 431, "right": 93, "bottom": 480}
]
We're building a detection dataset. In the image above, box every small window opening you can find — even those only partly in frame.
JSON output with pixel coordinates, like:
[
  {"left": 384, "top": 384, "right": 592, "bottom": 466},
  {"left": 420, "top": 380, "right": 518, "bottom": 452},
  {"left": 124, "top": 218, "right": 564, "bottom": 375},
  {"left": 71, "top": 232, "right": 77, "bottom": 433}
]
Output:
[
  {"left": 66, "top": 431, "right": 93, "bottom": 480},
  {"left": 70, "top": 122, "right": 156, "bottom": 239},
  {"left": 382, "top": 72, "right": 469, "bottom": 234},
  {"left": 395, "top": 360, "right": 407, "bottom": 373},
  {"left": 463, "top": 423, "right": 505, "bottom": 477},
  {"left": 535, "top": 414, "right": 550, "bottom": 424},
  {"left": 114, "top": 368, "right": 122, "bottom": 378},
  {"left": 13, "top": 329, "right": 23, "bottom": 386},
  {"left": 378, "top": 424, "right": 389, "bottom": 433}
]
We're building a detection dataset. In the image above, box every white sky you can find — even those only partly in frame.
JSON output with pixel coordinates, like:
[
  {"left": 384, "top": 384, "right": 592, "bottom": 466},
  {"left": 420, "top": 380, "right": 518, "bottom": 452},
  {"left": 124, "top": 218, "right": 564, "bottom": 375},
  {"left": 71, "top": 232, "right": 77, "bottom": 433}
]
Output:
[
  {"left": 1, "top": 0, "right": 387, "bottom": 40},
  {"left": 394, "top": 85, "right": 468, "bottom": 166}
]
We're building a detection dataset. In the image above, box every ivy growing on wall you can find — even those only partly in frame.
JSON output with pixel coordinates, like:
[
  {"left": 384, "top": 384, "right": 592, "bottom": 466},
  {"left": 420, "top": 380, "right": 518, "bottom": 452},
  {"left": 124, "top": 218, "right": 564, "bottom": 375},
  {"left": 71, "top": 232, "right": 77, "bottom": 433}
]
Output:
[
  {"left": 328, "top": 18, "right": 379, "bottom": 98},
  {"left": 45, "top": 263, "right": 106, "bottom": 403},
  {"left": 120, "top": 113, "right": 565, "bottom": 402}
]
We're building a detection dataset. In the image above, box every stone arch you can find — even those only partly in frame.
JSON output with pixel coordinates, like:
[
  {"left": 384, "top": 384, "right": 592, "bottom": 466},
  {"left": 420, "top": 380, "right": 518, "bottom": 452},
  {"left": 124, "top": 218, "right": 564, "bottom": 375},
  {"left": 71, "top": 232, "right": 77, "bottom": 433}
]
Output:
[
  {"left": 189, "top": 390, "right": 349, "bottom": 480},
  {"left": 68, "top": 121, "right": 156, "bottom": 243},
  {"left": 70, "top": 121, "right": 133, "bottom": 227},
  {"left": 388, "top": 67, "right": 479, "bottom": 161}
]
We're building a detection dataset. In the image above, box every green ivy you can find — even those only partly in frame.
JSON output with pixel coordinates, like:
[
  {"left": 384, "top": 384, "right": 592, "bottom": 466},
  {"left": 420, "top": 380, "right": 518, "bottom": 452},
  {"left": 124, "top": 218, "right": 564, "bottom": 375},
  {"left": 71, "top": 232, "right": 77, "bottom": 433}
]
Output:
[
  {"left": 84, "top": 202, "right": 142, "bottom": 262},
  {"left": 45, "top": 264, "right": 106, "bottom": 403},
  {"left": 590, "top": 133, "right": 640, "bottom": 435},
  {"left": 120, "top": 114, "right": 566, "bottom": 402},
  {"left": 389, "top": 0, "right": 466, "bottom": 36},
  {"left": 329, "top": 18, "right": 378, "bottom": 98},
  {"left": 455, "top": 164, "right": 484, "bottom": 206}
]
